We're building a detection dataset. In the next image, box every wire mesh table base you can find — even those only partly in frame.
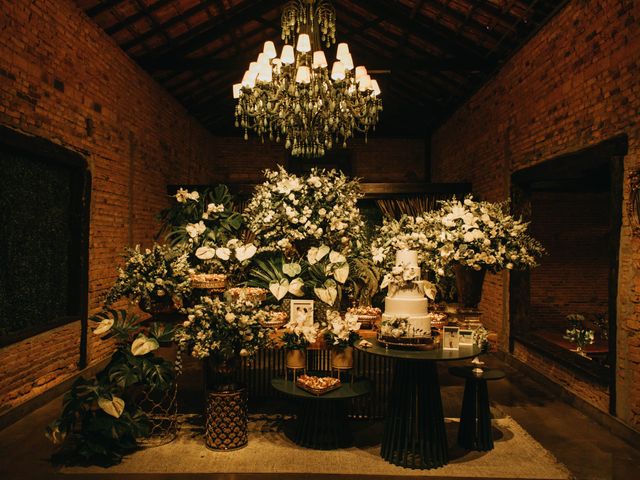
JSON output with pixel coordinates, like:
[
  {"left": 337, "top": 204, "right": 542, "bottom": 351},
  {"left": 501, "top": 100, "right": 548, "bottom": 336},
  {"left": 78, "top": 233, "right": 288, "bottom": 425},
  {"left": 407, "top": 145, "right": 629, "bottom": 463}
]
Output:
[{"left": 137, "top": 382, "right": 178, "bottom": 448}]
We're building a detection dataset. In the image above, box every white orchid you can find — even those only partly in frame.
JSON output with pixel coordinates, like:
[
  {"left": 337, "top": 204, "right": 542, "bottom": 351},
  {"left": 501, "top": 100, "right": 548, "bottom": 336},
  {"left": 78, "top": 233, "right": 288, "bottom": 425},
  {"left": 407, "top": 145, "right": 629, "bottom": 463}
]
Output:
[
  {"left": 131, "top": 335, "right": 160, "bottom": 356},
  {"left": 235, "top": 244, "right": 257, "bottom": 262},
  {"left": 175, "top": 188, "right": 189, "bottom": 203},
  {"left": 207, "top": 203, "right": 224, "bottom": 213},
  {"left": 195, "top": 246, "right": 216, "bottom": 260},
  {"left": 93, "top": 318, "right": 114, "bottom": 335},
  {"left": 186, "top": 221, "right": 206, "bottom": 238}
]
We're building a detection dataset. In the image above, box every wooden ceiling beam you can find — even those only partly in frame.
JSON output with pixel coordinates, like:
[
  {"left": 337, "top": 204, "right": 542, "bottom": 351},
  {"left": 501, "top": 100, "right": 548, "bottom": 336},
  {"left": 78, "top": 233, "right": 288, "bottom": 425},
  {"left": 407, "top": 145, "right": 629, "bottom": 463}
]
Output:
[
  {"left": 86, "top": 0, "right": 127, "bottom": 18},
  {"left": 105, "top": 0, "right": 176, "bottom": 35},
  {"left": 134, "top": 0, "right": 281, "bottom": 61}
]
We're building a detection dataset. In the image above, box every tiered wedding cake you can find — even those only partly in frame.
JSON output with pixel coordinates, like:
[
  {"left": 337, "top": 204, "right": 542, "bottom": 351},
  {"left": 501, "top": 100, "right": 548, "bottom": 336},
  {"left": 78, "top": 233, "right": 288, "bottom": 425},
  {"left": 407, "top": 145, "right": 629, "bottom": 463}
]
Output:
[{"left": 380, "top": 250, "right": 433, "bottom": 345}]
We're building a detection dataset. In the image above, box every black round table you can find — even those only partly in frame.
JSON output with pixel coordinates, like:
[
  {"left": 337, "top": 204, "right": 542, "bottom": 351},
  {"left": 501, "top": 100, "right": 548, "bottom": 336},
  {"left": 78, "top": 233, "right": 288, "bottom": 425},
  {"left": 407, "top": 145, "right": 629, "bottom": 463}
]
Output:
[
  {"left": 449, "top": 366, "right": 505, "bottom": 451},
  {"left": 271, "top": 376, "right": 371, "bottom": 450},
  {"left": 355, "top": 339, "right": 481, "bottom": 469}
]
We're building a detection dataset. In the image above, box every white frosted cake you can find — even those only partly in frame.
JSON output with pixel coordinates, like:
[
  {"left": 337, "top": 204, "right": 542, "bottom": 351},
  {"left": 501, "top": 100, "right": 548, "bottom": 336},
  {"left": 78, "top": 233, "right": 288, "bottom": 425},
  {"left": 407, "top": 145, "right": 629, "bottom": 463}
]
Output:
[{"left": 380, "top": 250, "right": 432, "bottom": 343}]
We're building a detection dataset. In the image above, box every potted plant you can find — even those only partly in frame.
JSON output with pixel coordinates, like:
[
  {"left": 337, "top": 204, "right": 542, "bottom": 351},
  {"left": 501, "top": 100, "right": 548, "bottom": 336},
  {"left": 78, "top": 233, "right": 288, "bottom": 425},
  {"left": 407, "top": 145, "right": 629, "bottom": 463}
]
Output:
[
  {"left": 564, "top": 313, "right": 595, "bottom": 357},
  {"left": 281, "top": 304, "right": 321, "bottom": 370},
  {"left": 46, "top": 309, "right": 176, "bottom": 466},
  {"left": 324, "top": 310, "right": 361, "bottom": 370}
]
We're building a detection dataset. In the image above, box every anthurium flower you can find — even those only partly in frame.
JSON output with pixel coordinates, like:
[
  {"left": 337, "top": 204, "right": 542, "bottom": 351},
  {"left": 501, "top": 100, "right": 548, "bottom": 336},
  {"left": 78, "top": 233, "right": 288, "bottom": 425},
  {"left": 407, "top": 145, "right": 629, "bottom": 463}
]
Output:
[
  {"left": 195, "top": 246, "right": 216, "bottom": 260},
  {"left": 329, "top": 251, "right": 346, "bottom": 264},
  {"left": 131, "top": 335, "right": 160, "bottom": 356},
  {"left": 269, "top": 279, "right": 290, "bottom": 301},
  {"left": 98, "top": 396, "right": 125, "bottom": 418},
  {"left": 307, "top": 245, "right": 330, "bottom": 265},
  {"left": 45, "top": 425, "right": 67, "bottom": 445},
  {"left": 333, "top": 263, "right": 349, "bottom": 284},
  {"left": 93, "top": 318, "right": 114, "bottom": 336},
  {"left": 282, "top": 262, "right": 302, "bottom": 277},
  {"left": 186, "top": 221, "right": 206, "bottom": 238},
  {"left": 422, "top": 281, "right": 437, "bottom": 301},
  {"left": 288, "top": 277, "right": 305, "bottom": 296},
  {"left": 215, "top": 247, "right": 232, "bottom": 260},
  {"left": 235, "top": 244, "right": 257, "bottom": 262},
  {"left": 314, "top": 280, "right": 338, "bottom": 305}
]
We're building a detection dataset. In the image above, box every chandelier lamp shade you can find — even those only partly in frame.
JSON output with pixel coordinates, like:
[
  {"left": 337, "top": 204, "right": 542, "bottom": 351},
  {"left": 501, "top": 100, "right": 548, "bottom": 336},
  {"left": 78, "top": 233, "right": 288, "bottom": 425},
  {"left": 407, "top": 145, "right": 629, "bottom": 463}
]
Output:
[{"left": 232, "top": 0, "right": 383, "bottom": 158}]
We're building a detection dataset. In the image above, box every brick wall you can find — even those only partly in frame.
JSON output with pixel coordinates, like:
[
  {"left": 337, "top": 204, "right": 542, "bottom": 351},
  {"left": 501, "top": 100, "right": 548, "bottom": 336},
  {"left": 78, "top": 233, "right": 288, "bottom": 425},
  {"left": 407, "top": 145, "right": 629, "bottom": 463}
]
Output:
[
  {"left": 530, "top": 191, "right": 610, "bottom": 330},
  {"left": 431, "top": 0, "right": 640, "bottom": 429},
  {"left": 0, "top": 0, "right": 217, "bottom": 413},
  {"left": 0, "top": 0, "right": 427, "bottom": 414}
]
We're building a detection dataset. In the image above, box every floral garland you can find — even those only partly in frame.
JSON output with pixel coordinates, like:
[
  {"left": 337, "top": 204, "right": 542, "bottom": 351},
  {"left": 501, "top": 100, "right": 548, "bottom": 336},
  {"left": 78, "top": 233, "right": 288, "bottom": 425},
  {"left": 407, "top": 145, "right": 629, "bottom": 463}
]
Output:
[{"left": 244, "top": 166, "right": 365, "bottom": 256}]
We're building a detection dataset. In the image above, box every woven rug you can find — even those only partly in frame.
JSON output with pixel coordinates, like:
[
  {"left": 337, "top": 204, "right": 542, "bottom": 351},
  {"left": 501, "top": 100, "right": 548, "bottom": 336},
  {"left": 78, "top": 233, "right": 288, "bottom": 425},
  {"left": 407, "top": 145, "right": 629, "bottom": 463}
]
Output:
[{"left": 63, "top": 414, "right": 571, "bottom": 479}]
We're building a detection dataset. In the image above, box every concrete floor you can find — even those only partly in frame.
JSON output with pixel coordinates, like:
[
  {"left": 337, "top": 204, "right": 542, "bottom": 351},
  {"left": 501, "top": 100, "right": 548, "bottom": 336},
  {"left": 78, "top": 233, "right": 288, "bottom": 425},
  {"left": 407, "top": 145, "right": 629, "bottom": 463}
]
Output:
[{"left": 1, "top": 355, "right": 639, "bottom": 480}]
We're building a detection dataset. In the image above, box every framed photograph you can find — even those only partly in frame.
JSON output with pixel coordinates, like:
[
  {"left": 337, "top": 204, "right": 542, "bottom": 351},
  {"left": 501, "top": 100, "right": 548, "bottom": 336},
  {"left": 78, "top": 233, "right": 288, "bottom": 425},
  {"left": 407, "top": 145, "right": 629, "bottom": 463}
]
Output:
[
  {"left": 459, "top": 329, "right": 474, "bottom": 346},
  {"left": 290, "top": 299, "right": 314, "bottom": 325},
  {"left": 443, "top": 326, "right": 460, "bottom": 350}
]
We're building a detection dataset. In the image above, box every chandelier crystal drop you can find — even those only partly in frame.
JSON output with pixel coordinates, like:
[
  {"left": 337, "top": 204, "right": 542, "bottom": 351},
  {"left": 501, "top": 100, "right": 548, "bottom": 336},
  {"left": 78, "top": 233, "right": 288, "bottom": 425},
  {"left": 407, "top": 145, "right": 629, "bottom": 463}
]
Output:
[{"left": 233, "top": 0, "right": 382, "bottom": 158}]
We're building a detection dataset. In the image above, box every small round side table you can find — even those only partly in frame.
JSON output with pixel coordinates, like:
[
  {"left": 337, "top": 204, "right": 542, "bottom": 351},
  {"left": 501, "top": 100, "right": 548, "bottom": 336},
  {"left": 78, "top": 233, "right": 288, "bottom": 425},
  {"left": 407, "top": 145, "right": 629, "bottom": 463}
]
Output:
[
  {"left": 271, "top": 376, "right": 371, "bottom": 450},
  {"left": 449, "top": 366, "right": 505, "bottom": 451}
]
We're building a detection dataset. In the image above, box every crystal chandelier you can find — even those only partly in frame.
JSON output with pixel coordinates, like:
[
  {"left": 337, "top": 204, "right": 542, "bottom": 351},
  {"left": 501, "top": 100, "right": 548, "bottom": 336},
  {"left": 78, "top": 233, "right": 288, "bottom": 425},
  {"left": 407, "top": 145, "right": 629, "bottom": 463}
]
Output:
[{"left": 233, "top": 0, "right": 383, "bottom": 158}]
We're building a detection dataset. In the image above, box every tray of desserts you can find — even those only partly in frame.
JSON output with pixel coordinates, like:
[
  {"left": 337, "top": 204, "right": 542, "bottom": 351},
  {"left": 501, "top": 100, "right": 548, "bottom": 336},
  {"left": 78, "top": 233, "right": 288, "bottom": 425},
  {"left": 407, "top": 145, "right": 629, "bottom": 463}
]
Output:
[
  {"left": 295, "top": 374, "right": 342, "bottom": 395},
  {"left": 377, "top": 333, "right": 439, "bottom": 350}
]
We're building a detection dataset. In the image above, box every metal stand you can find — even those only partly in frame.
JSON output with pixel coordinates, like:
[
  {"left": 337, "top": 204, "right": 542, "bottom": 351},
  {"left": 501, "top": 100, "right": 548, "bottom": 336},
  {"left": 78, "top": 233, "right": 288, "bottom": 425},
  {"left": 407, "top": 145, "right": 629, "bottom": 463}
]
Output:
[{"left": 204, "top": 386, "right": 248, "bottom": 450}]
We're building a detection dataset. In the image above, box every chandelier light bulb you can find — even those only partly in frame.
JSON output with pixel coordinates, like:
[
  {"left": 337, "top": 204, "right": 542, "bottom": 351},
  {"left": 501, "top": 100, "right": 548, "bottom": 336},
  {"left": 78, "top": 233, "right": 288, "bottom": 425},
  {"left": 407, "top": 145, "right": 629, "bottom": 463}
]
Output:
[
  {"left": 257, "top": 64, "right": 273, "bottom": 82},
  {"left": 342, "top": 53, "right": 354, "bottom": 70},
  {"left": 281, "top": 45, "right": 295, "bottom": 64},
  {"left": 330, "top": 61, "right": 346, "bottom": 80},
  {"left": 257, "top": 53, "right": 269, "bottom": 65},
  {"left": 358, "top": 74, "right": 372, "bottom": 91},
  {"left": 355, "top": 66, "right": 368, "bottom": 80},
  {"left": 296, "top": 33, "right": 311, "bottom": 52},
  {"left": 336, "top": 42, "right": 350, "bottom": 61},
  {"left": 312, "top": 51, "right": 328, "bottom": 69},
  {"left": 232, "top": 83, "right": 242, "bottom": 99},
  {"left": 295, "top": 65, "right": 311, "bottom": 83},
  {"left": 241, "top": 70, "right": 257, "bottom": 88},
  {"left": 371, "top": 79, "right": 381, "bottom": 96},
  {"left": 249, "top": 61, "right": 259, "bottom": 74},
  {"left": 263, "top": 40, "right": 277, "bottom": 59}
]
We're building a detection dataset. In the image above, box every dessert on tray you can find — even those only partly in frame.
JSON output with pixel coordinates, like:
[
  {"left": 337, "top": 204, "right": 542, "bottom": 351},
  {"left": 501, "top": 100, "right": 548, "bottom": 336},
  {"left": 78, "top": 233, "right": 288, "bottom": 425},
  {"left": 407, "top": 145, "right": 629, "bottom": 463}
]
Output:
[
  {"left": 347, "top": 305, "right": 381, "bottom": 329},
  {"left": 296, "top": 374, "right": 341, "bottom": 395}
]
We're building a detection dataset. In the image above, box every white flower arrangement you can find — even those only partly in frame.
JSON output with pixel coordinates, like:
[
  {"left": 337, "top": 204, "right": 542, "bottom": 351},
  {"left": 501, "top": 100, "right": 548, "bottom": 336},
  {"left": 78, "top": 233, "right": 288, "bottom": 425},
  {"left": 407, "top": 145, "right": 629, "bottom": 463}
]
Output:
[
  {"left": 323, "top": 310, "right": 361, "bottom": 348},
  {"left": 105, "top": 244, "right": 191, "bottom": 309},
  {"left": 176, "top": 297, "right": 271, "bottom": 360},
  {"left": 282, "top": 305, "right": 321, "bottom": 348},
  {"left": 426, "top": 195, "right": 544, "bottom": 273},
  {"left": 245, "top": 166, "right": 365, "bottom": 256}
]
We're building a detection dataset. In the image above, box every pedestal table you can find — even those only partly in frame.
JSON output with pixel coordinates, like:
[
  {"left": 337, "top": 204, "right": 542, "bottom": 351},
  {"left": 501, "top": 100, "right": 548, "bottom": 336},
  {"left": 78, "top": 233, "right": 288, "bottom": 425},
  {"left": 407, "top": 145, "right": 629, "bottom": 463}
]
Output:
[{"left": 355, "top": 339, "right": 481, "bottom": 469}]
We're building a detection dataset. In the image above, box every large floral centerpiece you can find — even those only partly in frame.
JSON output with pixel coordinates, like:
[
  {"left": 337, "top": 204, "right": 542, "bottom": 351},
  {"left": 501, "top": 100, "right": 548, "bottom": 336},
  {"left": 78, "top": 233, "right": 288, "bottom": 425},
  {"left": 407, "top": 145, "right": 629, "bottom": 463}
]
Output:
[
  {"left": 427, "top": 195, "right": 544, "bottom": 307},
  {"left": 105, "top": 244, "right": 191, "bottom": 313},
  {"left": 324, "top": 310, "right": 361, "bottom": 348},
  {"left": 245, "top": 166, "right": 364, "bottom": 256},
  {"left": 160, "top": 185, "right": 257, "bottom": 286},
  {"left": 245, "top": 166, "right": 376, "bottom": 312}
]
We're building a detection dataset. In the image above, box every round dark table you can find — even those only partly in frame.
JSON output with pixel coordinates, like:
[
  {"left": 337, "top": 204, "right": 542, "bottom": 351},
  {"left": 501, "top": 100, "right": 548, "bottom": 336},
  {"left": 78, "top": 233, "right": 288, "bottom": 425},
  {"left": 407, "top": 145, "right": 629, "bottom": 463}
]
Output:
[
  {"left": 449, "top": 366, "right": 505, "bottom": 451},
  {"left": 355, "top": 339, "right": 481, "bottom": 469},
  {"left": 271, "top": 375, "right": 372, "bottom": 450}
]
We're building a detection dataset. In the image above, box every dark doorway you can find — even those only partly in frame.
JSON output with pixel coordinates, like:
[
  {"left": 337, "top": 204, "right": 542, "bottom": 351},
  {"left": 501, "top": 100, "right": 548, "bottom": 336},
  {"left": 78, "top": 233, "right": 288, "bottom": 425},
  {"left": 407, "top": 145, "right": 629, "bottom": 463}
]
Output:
[{"left": 510, "top": 136, "right": 626, "bottom": 415}]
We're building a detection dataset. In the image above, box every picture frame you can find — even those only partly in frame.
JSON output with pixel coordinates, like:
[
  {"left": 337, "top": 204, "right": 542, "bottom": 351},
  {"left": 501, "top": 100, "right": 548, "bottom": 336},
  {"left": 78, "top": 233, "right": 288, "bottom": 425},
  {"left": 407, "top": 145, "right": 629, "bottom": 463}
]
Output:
[
  {"left": 443, "top": 326, "right": 460, "bottom": 350},
  {"left": 290, "top": 299, "right": 314, "bottom": 325},
  {"left": 458, "top": 329, "right": 474, "bottom": 346}
]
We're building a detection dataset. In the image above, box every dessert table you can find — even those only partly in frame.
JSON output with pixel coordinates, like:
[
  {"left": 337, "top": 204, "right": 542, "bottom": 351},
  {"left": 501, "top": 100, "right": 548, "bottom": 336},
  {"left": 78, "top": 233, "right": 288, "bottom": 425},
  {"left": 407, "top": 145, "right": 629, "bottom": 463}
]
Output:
[
  {"left": 355, "top": 339, "right": 481, "bottom": 469},
  {"left": 271, "top": 375, "right": 372, "bottom": 450}
]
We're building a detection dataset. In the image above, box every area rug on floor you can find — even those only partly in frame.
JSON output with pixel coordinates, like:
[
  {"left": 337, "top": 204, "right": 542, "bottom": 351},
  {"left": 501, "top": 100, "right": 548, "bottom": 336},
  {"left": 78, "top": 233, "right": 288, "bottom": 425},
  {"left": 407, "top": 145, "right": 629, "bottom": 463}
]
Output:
[{"left": 63, "top": 414, "right": 571, "bottom": 479}]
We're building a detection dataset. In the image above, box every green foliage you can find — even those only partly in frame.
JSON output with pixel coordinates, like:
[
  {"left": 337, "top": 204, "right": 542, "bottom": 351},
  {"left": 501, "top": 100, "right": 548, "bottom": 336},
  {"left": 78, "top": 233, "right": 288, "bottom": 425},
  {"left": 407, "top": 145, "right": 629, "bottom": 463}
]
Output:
[{"left": 46, "top": 309, "right": 176, "bottom": 466}]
